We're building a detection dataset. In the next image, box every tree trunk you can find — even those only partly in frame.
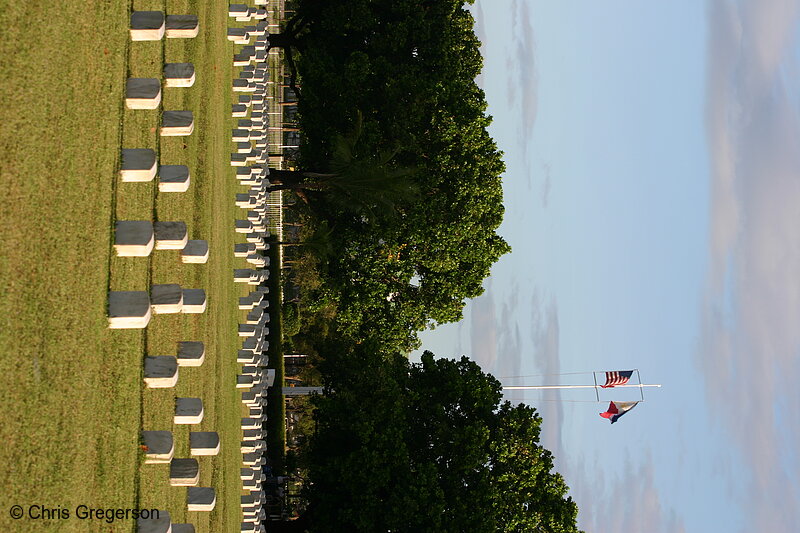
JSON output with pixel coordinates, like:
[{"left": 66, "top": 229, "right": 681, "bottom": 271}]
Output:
[
  {"left": 267, "top": 33, "right": 297, "bottom": 51},
  {"left": 267, "top": 515, "right": 309, "bottom": 533},
  {"left": 267, "top": 169, "right": 307, "bottom": 186}
]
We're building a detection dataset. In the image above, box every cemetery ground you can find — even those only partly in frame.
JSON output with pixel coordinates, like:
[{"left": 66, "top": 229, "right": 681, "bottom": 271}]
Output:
[{"left": 0, "top": 1, "right": 284, "bottom": 531}]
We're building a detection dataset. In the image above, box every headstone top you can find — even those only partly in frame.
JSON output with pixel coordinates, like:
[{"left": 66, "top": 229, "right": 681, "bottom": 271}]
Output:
[
  {"left": 131, "top": 11, "right": 164, "bottom": 29},
  {"left": 108, "top": 291, "right": 150, "bottom": 318},
  {"left": 163, "top": 111, "right": 194, "bottom": 127},
  {"left": 136, "top": 509, "right": 171, "bottom": 533},
  {"left": 166, "top": 15, "right": 199, "bottom": 30},
  {"left": 121, "top": 149, "right": 156, "bottom": 170}
]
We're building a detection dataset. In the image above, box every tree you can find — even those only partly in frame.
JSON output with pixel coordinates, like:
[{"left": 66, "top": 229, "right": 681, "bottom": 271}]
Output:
[
  {"left": 490, "top": 403, "right": 581, "bottom": 533},
  {"left": 288, "top": 0, "right": 510, "bottom": 351},
  {"left": 267, "top": 113, "right": 420, "bottom": 221},
  {"left": 302, "top": 345, "right": 583, "bottom": 533}
]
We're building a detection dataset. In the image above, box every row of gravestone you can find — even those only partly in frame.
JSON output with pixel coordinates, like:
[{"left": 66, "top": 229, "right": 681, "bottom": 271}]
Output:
[
  {"left": 108, "top": 11, "right": 206, "bottom": 331},
  {"left": 114, "top": 11, "right": 218, "bottom": 533},
  {"left": 228, "top": 13, "right": 280, "bottom": 531}
]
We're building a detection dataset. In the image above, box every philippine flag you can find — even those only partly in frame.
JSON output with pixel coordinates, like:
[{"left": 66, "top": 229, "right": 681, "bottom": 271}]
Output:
[{"left": 599, "top": 401, "right": 639, "bottom": 424}]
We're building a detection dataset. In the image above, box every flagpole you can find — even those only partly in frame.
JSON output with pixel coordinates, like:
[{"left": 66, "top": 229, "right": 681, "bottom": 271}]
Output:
[{"left": 502, "top": 384, "right": 662, "bottom": 390}]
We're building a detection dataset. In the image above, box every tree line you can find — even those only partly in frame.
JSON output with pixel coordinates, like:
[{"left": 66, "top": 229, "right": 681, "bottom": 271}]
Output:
[{"left": 268, "top": 1, "right": 583, "bottom": 531}]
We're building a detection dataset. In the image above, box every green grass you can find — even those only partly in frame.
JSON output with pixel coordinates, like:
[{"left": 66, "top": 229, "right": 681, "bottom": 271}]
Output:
[
  {"left": 0, "top": 1, "right": 285, "bottom": 531},
  {"left": 0, "top": 2, "right": 139, "bottom": 532}
]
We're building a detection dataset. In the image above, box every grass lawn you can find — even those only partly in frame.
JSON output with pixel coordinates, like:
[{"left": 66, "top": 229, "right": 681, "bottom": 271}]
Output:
[{"left": 0, "top": 1, "right": 284, "bottom": 531}]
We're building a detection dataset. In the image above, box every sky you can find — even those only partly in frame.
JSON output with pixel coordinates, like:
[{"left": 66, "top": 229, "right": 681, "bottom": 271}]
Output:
[{"left": 413, "top": 1, "right": 800, "bottom": 532}]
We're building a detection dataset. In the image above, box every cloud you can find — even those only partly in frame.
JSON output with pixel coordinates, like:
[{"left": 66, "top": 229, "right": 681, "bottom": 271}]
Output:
[
  {"left": 702, "top": 1, "right": 800, "bottom": 530},
  {"left": 505, "top": 0, "right": 538, "bottom": 134},
  {"left": 469, "top": 279, "right": 498, "bottom": 370},
  {"left": 571, "top": 454, "right": 686, "bottom": 533},
  {"left": 500, "top": 293, "right": 564, "bottom": 459},
  {"left": 472, "top": 1, "right": 487, "bottom": 89},
  {"left": 540, "top": 162, "right": 552, "bottom": 207}
]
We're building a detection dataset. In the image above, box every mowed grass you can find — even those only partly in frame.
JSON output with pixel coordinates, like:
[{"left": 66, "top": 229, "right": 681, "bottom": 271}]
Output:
[
  {"left": 0, "top": 0, "right": 278, "bottom": 531},
  {"left": 0, "top": 2, "right": 138, "bottom": 532}
]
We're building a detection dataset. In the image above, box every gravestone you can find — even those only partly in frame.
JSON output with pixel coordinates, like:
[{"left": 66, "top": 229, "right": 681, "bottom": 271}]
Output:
[
  {"left": 150, "top": 284, "right": 183, "bottom": 314},
  {"left": 227, "top": 28, "right": 246, "bottom": 41},
  {"left": 229, "top": 4, "right": 249, "bottom": 17},
  {"left": 170, "top": 458, "right": 200, "bottom": 486},
  {"left": 164, "top": 63, "right": 195, "bottom": 87},
  {"left": 234, "top": 269, "right": 253, "bottom": 283},
  {"left": 166, "top": 15, "right": 199, "bottom": 38},
  {"left": 232, "top": 79, "right": 251, "bottom": 92},
  {"left": 240, "top": 366, "right": 258, "bottom": 376},
  {"left": 264, "top": 369, "right": 276, "bottom": 387},
  {"left": 242, "top": 429, "right": 262, "bottom": 441},
  {"left": 238, "top": 350, "right": 256, "bottom": 363},
  {"left": 120, "top": 149, "right": 157, "bottom": 182},
  {"left": 237, "top": 375, "right": 254, "bottom": 388},
  {"left": 130, "top": 11, "right": 164, "bottom": 41},
  {"left": 177, "top": 341, "right": 205, "bottom": 366},
  {"left": 142, "top": 431, "right": 173, "bottom": 464},
  {"left": 144, "top": 356, "right": 178, "bottom": 388},
  {"left": 137, "top": 510, "right": 170, "bottom": 533},
  {"left": 187, "top": 487, "right": 216, "bottom": 511},
  {"left": 235, "top": 220, "right": 253, "bottom": 233},
  {"left": 161, "top": 111, "right": 194, "bottom": 136},
  {"left": 241, "top": 337, "right": 259, "bottom": 351},
  {"left": 246, "top": 254, "right": 267, "bottom": 267},
  {"left": 238, "top": 324, "right": 256, "bottom": 336},
  {"left": 232, "top": 104, "right": 248, "bottom": 117},
  {"left": 235, "top": 194, "right": 256, "bottom": 208},
  {"left": 233, "top": 54, "right": 250, "bottom": 66},
  {"left": 181, "top": 240, "right": 209, "bottom": 264},
  {"left": 114, "top": 221, "right": 154, "bottom": 257},
  {"left": 232, "top": 129, "right": 250, "bottom": 142},
  {"left": 108, "top": 291, "right": 151, "bottom": 329},
  {"left": 158, "top": 165, "right": 190, "bottom": 192},
  {"left": 154, "top": 221, "right": 188, "bottom": 250},
  {"left": 241, "top": 453, "right": 260, "bottom": 466},
  {"left": 174, "top": 398, "right": 204, "bottom": 424},
  {"left": 181, "top": 289, "right": 206, "bottom": 314},
  {"left": 240, "top": 468, "right": 256, "bottom": 480},
  {"left": 126, "top": 78, "right": 161, "bottom": 109},
  {"left": 241, "top": 418, "right": 260, "bottom": 430},
  {"left": 189, "top": 432, "right": 220, "bottom": 456}
]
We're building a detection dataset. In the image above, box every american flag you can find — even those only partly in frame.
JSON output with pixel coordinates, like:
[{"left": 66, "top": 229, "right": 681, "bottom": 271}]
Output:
[{"left": 601, "top": 370, "right": 634, "bottom": 388}]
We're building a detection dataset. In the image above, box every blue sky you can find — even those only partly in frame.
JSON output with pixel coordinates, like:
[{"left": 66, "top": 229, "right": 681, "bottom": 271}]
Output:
[{"left": 414, "top": 1, "right": 800, "bottom": 532}]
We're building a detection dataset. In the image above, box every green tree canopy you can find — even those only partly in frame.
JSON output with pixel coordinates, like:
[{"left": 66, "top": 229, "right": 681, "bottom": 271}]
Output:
[
  {"left": 283, "top": 0, "right": 510, "bottom": 351},
  {"left": 303, "top": 344, "right": 582, "bottom": 533}
]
